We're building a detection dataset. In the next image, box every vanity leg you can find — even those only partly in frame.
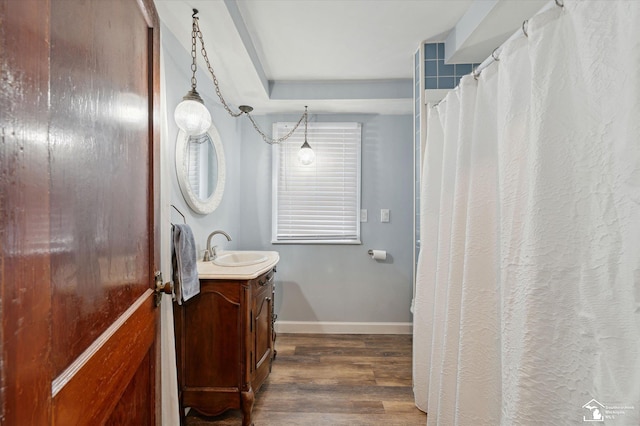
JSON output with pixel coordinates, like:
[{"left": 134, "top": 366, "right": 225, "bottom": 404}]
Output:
[{"left": 241, "top": 387, "right": 255, "bottom": 426}]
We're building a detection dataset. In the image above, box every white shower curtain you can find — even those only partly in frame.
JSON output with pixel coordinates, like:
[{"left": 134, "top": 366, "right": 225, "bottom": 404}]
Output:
[{"left": 413, "top": 1, "right": 640, "bottom": 424}]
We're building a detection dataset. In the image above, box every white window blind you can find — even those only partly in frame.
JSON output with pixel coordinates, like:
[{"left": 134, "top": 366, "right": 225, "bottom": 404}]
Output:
[{"left": 272, "top": 122, "right": 361, "bottom": 244}]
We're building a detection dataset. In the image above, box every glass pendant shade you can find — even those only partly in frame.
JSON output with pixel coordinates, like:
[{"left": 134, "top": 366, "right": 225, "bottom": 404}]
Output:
[
  {"left": 174, "top": 90, "right": 211, "bottom": 136},
  {"left": 298, "top": 140, "right": 315, "bottom": 165}
]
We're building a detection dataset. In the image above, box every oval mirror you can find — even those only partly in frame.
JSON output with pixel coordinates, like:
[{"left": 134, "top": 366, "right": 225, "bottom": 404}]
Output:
[{"left": 176, "top": 125, "right": 226, "bottom": 214}]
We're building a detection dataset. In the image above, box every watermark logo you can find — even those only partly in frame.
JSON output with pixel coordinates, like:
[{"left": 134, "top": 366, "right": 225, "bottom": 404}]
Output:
[
  {"left": 583, "top": 399, "right": 605, "bottom": 422},
  {"left": 582, "top": 398, "right": 636, "bottom": 422}
]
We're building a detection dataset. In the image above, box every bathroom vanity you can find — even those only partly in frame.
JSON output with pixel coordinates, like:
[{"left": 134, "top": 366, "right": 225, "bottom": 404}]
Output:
[{"left": 174, "top": 252, "right": 279, "bottom": 426}]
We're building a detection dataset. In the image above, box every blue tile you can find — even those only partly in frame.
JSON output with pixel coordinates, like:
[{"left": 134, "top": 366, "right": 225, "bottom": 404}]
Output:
[
  {"left": 425, "top": 43, "right": 437, "bottom": 60},
  {"left": 425, "top": 77, "right": 438, "bottom": 90},
  {"left": 455, "top": 64, "right": 472, "bottom": 76},
  {"left": 438, "top": 77, "right": 455, "bottom": 89},
  {"left": 438, "top": 60, "right": 455, "bottom": 76},
  {"left": 425, "top": 60, "right": 438, "bottom": 77},
  {"left": 455, "top": 76, "right": 462, "bottom": 87},
  {"left": 437, "top": 43, "right": 445, "bottom": 59}
]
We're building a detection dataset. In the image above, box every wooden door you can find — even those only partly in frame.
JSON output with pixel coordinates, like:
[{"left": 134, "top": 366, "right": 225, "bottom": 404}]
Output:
[{"left": 0, "top": 0, "right": 161, "bottom": 424}]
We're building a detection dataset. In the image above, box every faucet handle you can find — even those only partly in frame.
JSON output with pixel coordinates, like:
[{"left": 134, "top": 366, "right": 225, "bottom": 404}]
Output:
[{"left": 203, "top": 249, "right": 211, "bottom": 262}]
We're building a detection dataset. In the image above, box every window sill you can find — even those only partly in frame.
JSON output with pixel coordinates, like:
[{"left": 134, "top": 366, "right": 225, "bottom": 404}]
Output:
[{"left": 271, "top": 239, "right": 362, "bottom": 245}]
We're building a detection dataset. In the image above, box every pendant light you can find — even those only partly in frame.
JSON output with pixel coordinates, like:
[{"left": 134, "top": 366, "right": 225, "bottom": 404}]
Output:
[
  {"left": 174, "top": 9, "right": 312, "bottom": 151},
  {"left": 297, "top": 107, "right": 315, "bottom": 165},
  {"left": 174, "top": 9, "right": 211, "bottom": 136}
]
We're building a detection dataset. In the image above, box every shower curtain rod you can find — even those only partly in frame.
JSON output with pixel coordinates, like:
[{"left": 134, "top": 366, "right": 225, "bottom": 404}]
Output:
[
  {"left": 474, "top": 0, "right": 564, "bottom": 78},
  {"left": 431, "top": 0, "right": 564, "bottom": 108}
]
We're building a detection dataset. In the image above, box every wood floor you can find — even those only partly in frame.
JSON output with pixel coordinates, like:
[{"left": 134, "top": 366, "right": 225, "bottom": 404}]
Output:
[{"left": 185, "top": 333, "right": 426, "bottom": 425}]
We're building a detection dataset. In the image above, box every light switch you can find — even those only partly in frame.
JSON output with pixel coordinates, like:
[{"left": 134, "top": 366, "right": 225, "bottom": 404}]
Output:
[
  {"left": 360, "top": 209, "right": 368, "bottom": 222},
  {"left": 381, "top": 209, "right": 390, "bottom": 223}
]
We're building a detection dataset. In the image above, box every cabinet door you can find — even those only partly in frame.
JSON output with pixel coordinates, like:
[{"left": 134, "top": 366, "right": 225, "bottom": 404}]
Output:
[
  {"left": 184, "top": 283, "right": 242, "bottom": 389},
  {"left": 251, "top": 272, "right": 274, "bottom": 388}
]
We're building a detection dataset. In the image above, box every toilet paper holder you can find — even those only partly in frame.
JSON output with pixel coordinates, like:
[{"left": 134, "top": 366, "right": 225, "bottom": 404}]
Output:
[{"left": 367, "top": 249, "right": 387, "bottom": 260}]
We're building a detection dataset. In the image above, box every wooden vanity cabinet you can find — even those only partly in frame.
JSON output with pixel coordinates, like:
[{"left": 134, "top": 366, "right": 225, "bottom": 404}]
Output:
[{"left": 174, "top": 268, "right": 276, "bottom": 426}]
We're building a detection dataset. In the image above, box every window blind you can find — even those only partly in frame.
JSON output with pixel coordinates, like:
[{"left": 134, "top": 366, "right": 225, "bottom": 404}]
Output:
[{"left": 272, "top": 122, "right": 361, "bottom": 244}]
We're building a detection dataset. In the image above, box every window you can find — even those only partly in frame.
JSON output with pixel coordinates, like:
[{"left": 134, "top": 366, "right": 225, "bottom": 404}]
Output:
[{"left": 272, "top": 122, "right": 361, "bottom": 244}]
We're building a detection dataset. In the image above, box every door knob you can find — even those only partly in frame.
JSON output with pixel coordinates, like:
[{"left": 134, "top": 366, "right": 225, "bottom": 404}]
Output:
[{"left": 154, "top": 271, "right": 173, "bottom": 306}]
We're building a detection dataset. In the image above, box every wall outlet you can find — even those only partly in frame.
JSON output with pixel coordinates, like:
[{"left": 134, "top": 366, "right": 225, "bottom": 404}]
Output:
[
  {"left": 381, "top": 209, "right": 390, "bottom": 223},
  {"left": 360, "top": 209, "right": 368, "bottom": 222}
]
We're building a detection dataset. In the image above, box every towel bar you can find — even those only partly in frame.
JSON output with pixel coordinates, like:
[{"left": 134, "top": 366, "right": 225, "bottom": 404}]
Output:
[{"left": 171, "top": 204, "right": 186, "bottom": 224}]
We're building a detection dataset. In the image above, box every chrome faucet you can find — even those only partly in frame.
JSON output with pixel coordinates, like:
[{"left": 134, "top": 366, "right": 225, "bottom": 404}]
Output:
[{"left": 203, "top": 230, "right": 232, "bottom": 261}]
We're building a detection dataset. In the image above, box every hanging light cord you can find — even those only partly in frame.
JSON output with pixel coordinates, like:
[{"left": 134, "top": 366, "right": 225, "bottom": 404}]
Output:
[
  {"left": 304, "top": 105, "right": 308, "bottom": 141},
  {"left": 192, "top": 13, "right": 243, "bottom": 118},
  {"left": 246, "top": 108, "right": 307, "bottom": 145},
  {"left": 189, "top": 13, "right": 198, "bottom": 91},
  {"left": 192, "top": 11, "right": 308, "bottom": 142}
]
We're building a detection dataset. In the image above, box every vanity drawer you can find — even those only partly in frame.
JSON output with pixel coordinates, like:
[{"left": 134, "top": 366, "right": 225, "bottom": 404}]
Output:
[{"left": 251, "top": 268, "right": 275, "bottom": 292}]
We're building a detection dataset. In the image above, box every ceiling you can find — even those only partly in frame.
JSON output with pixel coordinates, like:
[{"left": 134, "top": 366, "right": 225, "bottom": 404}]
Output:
[{"left": 155, "top": 0, "right": 547, "bottom": 115}]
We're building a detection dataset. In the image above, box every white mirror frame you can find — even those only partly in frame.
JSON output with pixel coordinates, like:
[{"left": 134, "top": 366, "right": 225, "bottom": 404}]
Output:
[{"left": 175, "top": 125, "right": 226, "bottom": 214}]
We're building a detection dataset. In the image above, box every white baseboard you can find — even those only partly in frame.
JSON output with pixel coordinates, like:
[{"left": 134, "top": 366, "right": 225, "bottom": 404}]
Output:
[{"left": 275, "top": 321, "right": 412, "bottom": 335}]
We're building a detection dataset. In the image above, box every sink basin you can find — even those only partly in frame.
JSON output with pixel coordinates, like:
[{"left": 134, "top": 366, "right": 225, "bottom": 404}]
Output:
[
  {"left": 212, "top": 251, "right": 268, "bottom": 267},
  {"left": 198, "top": 251, "right": 279, "bottom": 279}
]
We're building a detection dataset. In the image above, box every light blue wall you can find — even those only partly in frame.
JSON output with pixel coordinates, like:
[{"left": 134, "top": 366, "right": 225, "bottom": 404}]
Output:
[
  {"left": 162, "top": 24, "right": 414, "bottom": 324},
  {"left": 237, "top": 114, "right": 414, "bottom": 323}
]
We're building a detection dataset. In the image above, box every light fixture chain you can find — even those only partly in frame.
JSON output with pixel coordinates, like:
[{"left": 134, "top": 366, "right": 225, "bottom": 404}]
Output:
[
  {"left": 193, "top": 16, "right": 243, "bottom": 117},
  {"left": 190, "top": 18, "right": 198, "bottom": 90},
  {"left": 189, "top": 11, "right": 308, "bottom": 143},
  {"left": 245, "top": 111, "right": 307, "bottom": 144}
]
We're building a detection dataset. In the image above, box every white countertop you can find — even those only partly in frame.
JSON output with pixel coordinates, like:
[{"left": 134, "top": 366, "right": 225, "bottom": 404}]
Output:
[{"left": 197, "top": 251, "right": 279, "bottom": 280}]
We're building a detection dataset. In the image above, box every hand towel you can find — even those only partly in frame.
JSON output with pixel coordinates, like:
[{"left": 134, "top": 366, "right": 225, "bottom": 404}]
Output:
[{"left": 172, "top": 224, "right": 199, "bottom": 304}]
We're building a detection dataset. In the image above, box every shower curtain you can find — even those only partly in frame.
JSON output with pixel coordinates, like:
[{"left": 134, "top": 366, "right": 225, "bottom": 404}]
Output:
[{"left": 413, "top": 1, "right": 640, "bottom": 424}]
